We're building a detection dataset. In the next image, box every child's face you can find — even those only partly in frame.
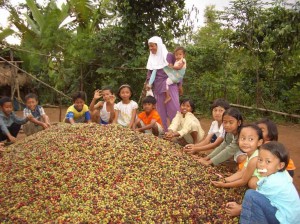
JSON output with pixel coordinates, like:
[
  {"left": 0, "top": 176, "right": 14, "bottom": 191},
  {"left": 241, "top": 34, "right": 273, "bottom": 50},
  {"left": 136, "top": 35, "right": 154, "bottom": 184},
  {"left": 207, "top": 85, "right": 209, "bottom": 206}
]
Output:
[
  {"left": 238, "top": 127, "right": 263, "bottom": 154},
  {"left": 102, "top": 90, "right": 113, "bottom": 102},
  {"left": 257, "top": 148, "right": 285, "bottom": 177},
  {"left": 180, "top": 101, "right": 192, "bottom": 115},
  {"left": 222, "top": 115, "right": 241, "bottom": 135},
  {"left": 212, "top": 106, "right": 225, "bottom": 122},
  {"left": 143, "top": 103, "right": 155, "bottom": 113},
  {"left": 1, "top": 102, "right": 13, "bottom": 115},
  {"left": 74, "top": 98, "right": 85, "bottom": 111},
  {"left": 148, "top": 43, "right": 157, "bottom": 54},
  {"left": 26, "top": 98, "right": 38, "bottom": 111},
  {"left": 119, "top": 87, "right": 132, "bottom": 101},
  {"left": 257, "top": 123, "right": 269, "bottom": 142},
  {"left": 175, "top": 50, "right": 185, "bottom": 60}
]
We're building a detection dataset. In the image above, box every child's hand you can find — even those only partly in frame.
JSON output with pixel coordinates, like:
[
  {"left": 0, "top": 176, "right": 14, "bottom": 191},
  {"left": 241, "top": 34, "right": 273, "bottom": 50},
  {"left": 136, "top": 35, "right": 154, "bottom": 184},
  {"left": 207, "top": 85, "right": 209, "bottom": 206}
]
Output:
[
  {"left": 184, "top": 144, "right": 196, "bottom": 154},
  {"left": 41, "top": 123, "right": 49, "bottom": 129},
  {"left": 93, "top": 89, "right": 102, "bottom": 100},
  {"left": 108, "top": 95, "right": 116, "bottom": 104},
  {"left": 8, "top": 136, "right": 16, "bottom": 143},
  {"left": 211, "top": 180, "right": 225, "bottom": 187},
  {"left": 27, "top": 114, "right": 33, "bottom": 120},
  {"left": 164, "top": 131, "right": 173, "bottom": 139},
  {"left": 46, "top": 122, "right": 51, "bottom": 128},
  {"left": 0, "top": 142, "right": 4, "bottom": 151},
  {"left": 225, "top": 202, "right": 242, "bottom": 217}
]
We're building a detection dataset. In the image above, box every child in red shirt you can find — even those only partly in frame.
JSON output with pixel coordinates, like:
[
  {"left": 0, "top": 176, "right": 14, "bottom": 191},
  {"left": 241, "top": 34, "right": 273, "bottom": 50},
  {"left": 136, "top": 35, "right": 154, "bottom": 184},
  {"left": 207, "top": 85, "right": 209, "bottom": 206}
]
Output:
[{"left": 133, "top": 96, "right": 163, "bottom": 136}]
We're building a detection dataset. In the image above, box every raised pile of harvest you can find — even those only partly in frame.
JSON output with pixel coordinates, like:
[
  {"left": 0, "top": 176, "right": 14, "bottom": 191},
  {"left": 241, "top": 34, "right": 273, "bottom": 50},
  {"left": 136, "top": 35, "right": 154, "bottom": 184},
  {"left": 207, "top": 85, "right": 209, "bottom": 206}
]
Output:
[{"left": 0, "top": 123, "right": 245, "bottom": 223}]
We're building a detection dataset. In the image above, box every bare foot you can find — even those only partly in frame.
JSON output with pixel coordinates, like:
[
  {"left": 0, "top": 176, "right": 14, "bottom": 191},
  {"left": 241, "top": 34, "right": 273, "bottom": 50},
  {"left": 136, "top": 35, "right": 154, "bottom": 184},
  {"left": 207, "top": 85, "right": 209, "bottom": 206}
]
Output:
[{"left": 164, "top": 96, "right": 171, "bottom": 104}]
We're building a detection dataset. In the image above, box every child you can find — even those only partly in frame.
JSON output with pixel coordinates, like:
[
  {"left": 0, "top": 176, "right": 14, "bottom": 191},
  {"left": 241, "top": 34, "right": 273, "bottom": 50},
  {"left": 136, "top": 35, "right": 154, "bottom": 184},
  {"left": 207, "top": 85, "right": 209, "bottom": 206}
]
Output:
[
  {"left": 0, "top": 97, "right": 30, "bottom": 143},
  {"left": 65, "top": 91, "right": 91, "bottom": 124},
  {"left": 164, "top": 99, "right": 205, "bottom": 146},
  {"left": 211, "top": 124, "right": 263, "bottom": 189},
  {"left": 147, "top": 47, "right": 186, "bottom": 104},
  {"left": 227, "top": 142, "right": 300, "bottom": 223},
  {"left": 133, "top": 96, "right": 163, "bottom": 136},
  {"left": 22, "top": 93, "right": 51, "bottom": 136},
  {"left": 184, "top": 98, "right": 230, "bottom": 154},
  {"left": 256, "top": 118, "right": 296, "bottom": 177},
  {"left": 197, "top": 108, "right": 244, "bottom": 166},
  {"left": 89, "top": 87, "right": 116, "bottom": 124},
  {"left": 113, "top": 84, "right": 138, "bottom": 129}
]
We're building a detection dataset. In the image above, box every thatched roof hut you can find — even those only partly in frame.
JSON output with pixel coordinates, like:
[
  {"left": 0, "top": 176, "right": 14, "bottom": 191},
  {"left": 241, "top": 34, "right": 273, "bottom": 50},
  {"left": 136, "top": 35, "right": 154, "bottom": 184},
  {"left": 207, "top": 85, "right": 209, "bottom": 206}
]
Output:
[{"left": 0, "top": 62, "right": 30, "bottom": 87}]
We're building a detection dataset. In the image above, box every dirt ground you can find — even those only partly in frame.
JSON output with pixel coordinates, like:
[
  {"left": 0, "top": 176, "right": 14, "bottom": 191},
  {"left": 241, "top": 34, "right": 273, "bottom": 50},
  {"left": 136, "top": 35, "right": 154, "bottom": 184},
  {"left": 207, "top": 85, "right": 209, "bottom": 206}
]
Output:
[{"left": 15, "top": 107, "right": 300, "bottom": 193}]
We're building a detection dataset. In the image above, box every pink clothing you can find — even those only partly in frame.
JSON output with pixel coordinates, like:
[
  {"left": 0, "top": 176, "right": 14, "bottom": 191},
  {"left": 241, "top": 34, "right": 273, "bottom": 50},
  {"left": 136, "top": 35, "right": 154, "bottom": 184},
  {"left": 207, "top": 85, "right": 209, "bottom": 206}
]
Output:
[{"left": 147, "top": 53, "right": 180, "bottom": 131}]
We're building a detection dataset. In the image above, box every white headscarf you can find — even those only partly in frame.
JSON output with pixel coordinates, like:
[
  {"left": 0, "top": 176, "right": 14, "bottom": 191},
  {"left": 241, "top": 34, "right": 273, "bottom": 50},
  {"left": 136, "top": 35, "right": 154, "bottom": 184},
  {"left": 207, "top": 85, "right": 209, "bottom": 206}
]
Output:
[{"left": 146, "top": 36, "right": 169, "bottom": 70}]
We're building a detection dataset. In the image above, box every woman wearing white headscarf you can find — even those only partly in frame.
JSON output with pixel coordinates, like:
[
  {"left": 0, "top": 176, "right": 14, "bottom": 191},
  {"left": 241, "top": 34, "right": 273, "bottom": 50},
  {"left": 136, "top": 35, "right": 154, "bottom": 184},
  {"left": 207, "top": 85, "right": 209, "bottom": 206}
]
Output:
[{"left": 145, "top": 36, "right": 180, "bottom": 131}]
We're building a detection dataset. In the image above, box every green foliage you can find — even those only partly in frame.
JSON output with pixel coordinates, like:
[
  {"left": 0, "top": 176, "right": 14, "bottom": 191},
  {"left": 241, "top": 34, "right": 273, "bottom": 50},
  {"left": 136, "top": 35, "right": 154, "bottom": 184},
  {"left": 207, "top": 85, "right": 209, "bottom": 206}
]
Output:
[{"left": 1, "top": 0, "right": 299, "bottom": 120}]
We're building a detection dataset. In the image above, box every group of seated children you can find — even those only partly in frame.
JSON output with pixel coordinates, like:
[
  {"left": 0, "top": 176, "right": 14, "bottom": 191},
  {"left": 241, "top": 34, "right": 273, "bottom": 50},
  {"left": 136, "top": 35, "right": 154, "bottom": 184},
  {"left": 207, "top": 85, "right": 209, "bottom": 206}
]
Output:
[
  {"left": 0, "top": 94, "right": 50, "bottom": 143},
  {"left": 0, "top": 88, "right": 299, "bottom": 223}
]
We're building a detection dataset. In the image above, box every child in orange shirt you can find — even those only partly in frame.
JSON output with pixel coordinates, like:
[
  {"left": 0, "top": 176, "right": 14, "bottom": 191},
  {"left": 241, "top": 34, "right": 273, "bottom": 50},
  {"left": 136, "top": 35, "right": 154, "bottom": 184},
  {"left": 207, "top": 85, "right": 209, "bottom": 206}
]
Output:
[{"left": 133, "top": 96, "right": 164, "bottom": 136}]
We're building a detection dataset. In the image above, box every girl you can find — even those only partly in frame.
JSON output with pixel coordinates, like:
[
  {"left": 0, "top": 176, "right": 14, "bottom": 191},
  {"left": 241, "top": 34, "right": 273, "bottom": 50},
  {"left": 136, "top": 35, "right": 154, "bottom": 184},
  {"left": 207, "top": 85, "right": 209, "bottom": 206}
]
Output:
[
  {"left": 184, "top": 98, "right": 230, "bottom": 154},
  {"left": 164, "top": 99, "right": 205, "bottom": 146},
  {"left": 257, "top": 118, "right": 296, "bottom": 177},
  {"left": 211, "top": 124, "right": 263, "bottom": 189},
  {"left": 197, "top": 108, "right": 244, "bottom": 166},
  {"left": 89, "top": 87, "right": 116, "bottom": 124},
  {"left": 228, "top": 142, "right": 300, "bottom": 223},
  {"left": 113, "top": 84, "right": 138, "bottom": 129}
]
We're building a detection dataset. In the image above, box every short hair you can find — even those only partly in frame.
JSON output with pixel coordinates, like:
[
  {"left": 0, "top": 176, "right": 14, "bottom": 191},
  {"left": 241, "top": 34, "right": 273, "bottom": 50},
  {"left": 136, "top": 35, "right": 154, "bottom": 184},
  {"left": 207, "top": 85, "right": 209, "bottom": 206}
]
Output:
[
  {"left": 117, "top": 84, "right": 133, "bottom": 100},
  {"left": 72, "top": 91, "right": 87, "bottom": 102},
  {"left": 102, "top": 86, "right": 114, "bottom": 94},
  {"left": 260, "top": 141, "right": 289, "bottom": 171},
  {"left": 238, "top": 124, "right": 263, "bottom": 141},
  {"left": 25, "top": 93, "right": 38, "bottom": 102},
  {"left": 211, "top": 98, "right": 230, "bottom": 110},
  {"left": 174, "top": 46, "right": 186, "bottom": 54},
  {"left": 256, "top": 118, "right": 278, "bottom": 141},
  {"left": 0, "top": 96, "right": 12, "bottom": 106},
  {"left": 180, "top": 99, "right": 195, "bottom": 113},
  {"left": 142, "top": 96, "right": 156, "bottom": 105}
]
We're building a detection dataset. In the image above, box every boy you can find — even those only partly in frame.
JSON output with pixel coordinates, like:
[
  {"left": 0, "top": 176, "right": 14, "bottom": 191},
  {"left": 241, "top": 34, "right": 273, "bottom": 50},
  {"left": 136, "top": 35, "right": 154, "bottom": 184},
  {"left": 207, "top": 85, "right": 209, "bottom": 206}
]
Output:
[
  {"left": 133, "top": 96, "right": 163, "bottom": 136},
  {"left": 23, "top": 93, "right": 51, "bottom": 136},
  {"left": 0, "top": 97, "right": 30, "bottom": 143},
  {"left": 65, "top": 91, "right": 91, "bottom": 124}
]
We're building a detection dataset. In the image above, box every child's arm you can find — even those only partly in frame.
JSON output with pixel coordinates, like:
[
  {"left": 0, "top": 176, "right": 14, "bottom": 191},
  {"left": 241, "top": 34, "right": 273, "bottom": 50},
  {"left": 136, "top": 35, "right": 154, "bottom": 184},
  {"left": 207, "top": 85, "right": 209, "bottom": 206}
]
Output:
[
  {"left": 85, "top": 111, "right": 92, "bottom": 123},
  {"left": 129, "top": 108, "right": 137, "bottom": 129},
  {"left": 172, "top": 60, "right": 185, "bottom": 70},
  {"left": 41, "top": 114, "right": 51, "bottom": 126},
  {"left": 107, "top": 95, "right": 116, "bottom": 123},
  {"left": 90, "top": 90, "right": 103, "bottom": 111},
  {"left": 113, "top": 109, "right": 119, "bottom": 124},
  {"left": 211, "top": 158, "right": 257, "bottom": 188},
  {"left": 28, "top": 116, "right": 48, "bottom": 129},
  {"left": 209, "top": 135, "right": 240, "bottom": 165},
  {"left": 185, "top": 135, "right": 224, "bottom": 153},
  {"left": 132, "top": 117, "right": 140, "bottom": 130}
]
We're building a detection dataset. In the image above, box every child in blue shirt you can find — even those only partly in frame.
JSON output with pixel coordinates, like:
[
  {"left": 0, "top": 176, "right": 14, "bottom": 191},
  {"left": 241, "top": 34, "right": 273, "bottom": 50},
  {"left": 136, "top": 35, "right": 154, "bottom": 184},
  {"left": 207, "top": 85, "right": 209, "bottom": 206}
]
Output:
[
  {"left": 226, "top": 142, "right": 300, "bottom": 223},
  {"left": 0, "top": 97, "right": 30, "bottom": 143},
  {"left": 65, "top": 91, "right": 91, "bottom": 124}
]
